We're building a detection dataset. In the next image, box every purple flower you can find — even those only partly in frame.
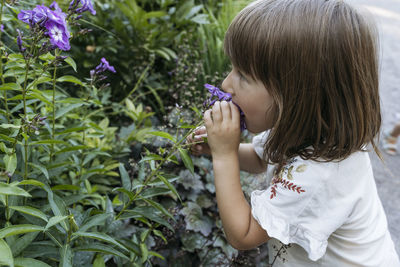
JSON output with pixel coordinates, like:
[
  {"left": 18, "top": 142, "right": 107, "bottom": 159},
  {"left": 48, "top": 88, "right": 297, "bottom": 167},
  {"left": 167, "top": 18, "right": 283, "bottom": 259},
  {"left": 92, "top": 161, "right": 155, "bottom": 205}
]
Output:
[
  {"left": 17, "top": 2, "right": 71, "bottom": 51},
  {"left": 0, "top": 24, "right": 4, "bottom": 32},
  {"left": 203, "top": 84, "right": 247, "bottom": 131},
  {"left": 16, "top": 29, "right": 26, "bottom": 53},
  {"left": 46, "top": 21, "right": 70, "bottom": 51},
  {"left": 18, "top": 10, "right": 34, "bottom": 24},
  {"left": 94, "top": 57, "right": 116, "bottom": 74},
  {"left": 32, "top": 5, "right": 49, "bottom": 26},
  {"left": 70, "top": 0, "right": 96, "bottom": 15}
]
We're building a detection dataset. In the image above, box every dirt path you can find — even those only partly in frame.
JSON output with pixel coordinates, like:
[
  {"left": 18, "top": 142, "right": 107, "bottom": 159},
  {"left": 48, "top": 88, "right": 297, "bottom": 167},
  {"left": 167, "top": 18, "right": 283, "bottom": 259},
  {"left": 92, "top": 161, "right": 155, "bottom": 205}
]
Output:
[{"left": 348, "top": 0, "right": 400, "bottom": 255}]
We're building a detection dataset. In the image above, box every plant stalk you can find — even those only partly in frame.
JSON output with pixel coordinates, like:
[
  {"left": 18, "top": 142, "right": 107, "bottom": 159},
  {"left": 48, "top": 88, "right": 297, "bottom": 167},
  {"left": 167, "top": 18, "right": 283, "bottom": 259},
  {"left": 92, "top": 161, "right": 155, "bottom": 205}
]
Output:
[
  {"left": 0, "top": 0, "right": 10, "bottom": 122},
  {"left": 50, "top": 53, "right": 59, "bottom": 163}
]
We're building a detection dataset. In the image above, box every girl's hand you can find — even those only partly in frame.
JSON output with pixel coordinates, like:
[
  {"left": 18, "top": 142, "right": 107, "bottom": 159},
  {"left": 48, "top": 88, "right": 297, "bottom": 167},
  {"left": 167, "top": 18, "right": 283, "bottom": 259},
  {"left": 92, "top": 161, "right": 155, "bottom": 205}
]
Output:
[
  {"left": 204, "top": 101, "right": 241, "bottom": 160},
  {"left": 186, "top": 126, "right": 211, "bottom": 156}
]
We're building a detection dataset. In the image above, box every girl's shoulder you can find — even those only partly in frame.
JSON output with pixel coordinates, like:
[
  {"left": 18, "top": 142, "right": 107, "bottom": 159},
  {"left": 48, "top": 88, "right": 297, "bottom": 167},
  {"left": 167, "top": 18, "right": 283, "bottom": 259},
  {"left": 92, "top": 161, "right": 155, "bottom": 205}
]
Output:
[{"left": 267, "top": 151, "right": 372, "bottom": 200}]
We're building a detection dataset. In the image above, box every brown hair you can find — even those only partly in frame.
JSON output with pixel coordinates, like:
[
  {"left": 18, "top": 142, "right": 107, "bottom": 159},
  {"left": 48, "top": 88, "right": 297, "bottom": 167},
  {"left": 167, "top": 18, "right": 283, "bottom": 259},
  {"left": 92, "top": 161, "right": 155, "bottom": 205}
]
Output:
[{"left": 224, "top": 0, "right": 381, "bottom": 171}]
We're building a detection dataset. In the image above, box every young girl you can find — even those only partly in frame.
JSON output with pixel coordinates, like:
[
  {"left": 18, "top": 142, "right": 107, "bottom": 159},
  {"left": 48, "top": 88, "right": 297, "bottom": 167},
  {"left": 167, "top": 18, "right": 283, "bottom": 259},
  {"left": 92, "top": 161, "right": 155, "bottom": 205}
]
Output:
[{"left": 187, "top": 0, "right": 400, "bottom": 265}]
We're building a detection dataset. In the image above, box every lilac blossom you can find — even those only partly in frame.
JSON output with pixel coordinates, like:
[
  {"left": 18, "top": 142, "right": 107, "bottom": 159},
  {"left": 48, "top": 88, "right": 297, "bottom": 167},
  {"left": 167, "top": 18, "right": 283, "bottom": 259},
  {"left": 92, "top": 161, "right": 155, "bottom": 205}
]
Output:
[
  {"left": 69, "top": 0, "right": 96, "bottom": 15},
  {"left": 203, "top": 84, "right": 247, "bottom": 131},
  {"left": 17, "top": 2, "right": 71, "bottom": 51}
]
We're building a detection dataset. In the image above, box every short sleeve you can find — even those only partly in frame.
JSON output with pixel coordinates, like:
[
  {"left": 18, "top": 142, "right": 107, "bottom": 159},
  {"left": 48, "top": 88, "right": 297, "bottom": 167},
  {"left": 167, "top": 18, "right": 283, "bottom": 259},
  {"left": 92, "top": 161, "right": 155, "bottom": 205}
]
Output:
[{"left": 251, "top": 153, "right": 371, "bottom": 261}]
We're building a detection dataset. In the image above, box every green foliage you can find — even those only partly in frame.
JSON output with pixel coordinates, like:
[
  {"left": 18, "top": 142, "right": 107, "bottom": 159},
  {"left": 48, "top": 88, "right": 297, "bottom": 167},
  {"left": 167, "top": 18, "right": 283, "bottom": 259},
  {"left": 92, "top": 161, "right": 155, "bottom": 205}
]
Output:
[{"left": 0, "top": 0, "right": 265, "bottom": 266}]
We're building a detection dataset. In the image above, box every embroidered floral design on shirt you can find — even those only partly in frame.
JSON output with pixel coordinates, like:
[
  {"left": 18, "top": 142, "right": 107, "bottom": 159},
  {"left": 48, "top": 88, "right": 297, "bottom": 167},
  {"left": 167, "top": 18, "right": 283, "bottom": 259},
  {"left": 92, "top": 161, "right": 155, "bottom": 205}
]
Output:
[{"left": 270, "top": 159, "right": 306, "bottom": 199}]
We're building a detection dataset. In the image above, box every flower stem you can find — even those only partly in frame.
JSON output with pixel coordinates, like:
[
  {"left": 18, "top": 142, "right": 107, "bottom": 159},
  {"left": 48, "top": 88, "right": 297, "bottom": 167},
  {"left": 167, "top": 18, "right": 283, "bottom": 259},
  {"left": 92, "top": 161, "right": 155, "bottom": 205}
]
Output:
[
  {"left": 115, "top": 121, "right": 203, "bottom": 220},
  {"left": 0, "top": 0, "right": 10, "bottom": 122},
  {"left": 22, "top": 57, "right": 31, "bottom": 181},
  {"left": 50, "top": 51, "right": 59, "bottom": 163}
]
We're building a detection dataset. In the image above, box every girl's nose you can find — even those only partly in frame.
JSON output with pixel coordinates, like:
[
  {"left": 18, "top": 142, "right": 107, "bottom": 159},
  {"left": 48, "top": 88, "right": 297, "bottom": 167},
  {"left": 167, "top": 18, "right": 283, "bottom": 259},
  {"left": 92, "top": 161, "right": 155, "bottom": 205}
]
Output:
[{"left": 222, "top": 71, "right": 234, "bottom": 95}]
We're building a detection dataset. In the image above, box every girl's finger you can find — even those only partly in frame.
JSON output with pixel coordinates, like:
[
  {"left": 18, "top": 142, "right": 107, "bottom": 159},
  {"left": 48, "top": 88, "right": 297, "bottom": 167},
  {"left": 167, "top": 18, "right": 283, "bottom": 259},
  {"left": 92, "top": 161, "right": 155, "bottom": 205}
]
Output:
[
  {"left": 212, "top": 101, "right": 222, "bottom": 123},
  {"left": 221, "top": 100, "right": 231, "bottom": 120},
  {"left": 194, "top": 133, "right": 207, "bottom": 142},
  {"left": 204, "top": 109, "right": 213, "bottom": 128},
  {"left": 195, "top": 126, "right": 206, "bottom": 135},
  {"left": 230, "top": 102, "right": 240, "bottom": 126}
]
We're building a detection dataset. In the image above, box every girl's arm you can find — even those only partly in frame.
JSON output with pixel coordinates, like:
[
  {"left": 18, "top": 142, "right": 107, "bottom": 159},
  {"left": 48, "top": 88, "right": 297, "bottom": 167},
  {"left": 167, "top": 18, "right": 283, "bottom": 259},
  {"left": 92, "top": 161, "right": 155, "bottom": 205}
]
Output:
[
  {"left": 238, "top": 143, "right": 267, "bottom": 173},
  {"left": 204, "top": 101, "right": 270, "bottom": 250},
  {"left": 187, "top": 128, "right": 267, "bottom": 173}
]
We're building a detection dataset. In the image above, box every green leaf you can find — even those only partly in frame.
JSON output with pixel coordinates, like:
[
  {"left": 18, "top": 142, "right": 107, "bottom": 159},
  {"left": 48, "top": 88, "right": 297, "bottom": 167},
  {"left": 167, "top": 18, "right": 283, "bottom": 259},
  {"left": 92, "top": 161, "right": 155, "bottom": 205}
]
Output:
[
  {"left": 191, "top": 14, "right": 210, "bottom": 24},
  {"left": 10, "top": 232, "right": 39, "bottom": 257},
  {"left": 57, "top": 75, "right": 84, "bottom": 86},
  {"left": 178, "top": 148, "right": 194, "bottom": 174},
  {"left": 39, "top": 52, "right": 55, "bottom": 62},
  {"left": 14, "top": 258, "right": 52, "bottom": 267},
  {"left": 149, "top": 251, "right": 165, "bottom": 260},
  {"left": 181, "top": 232, "right": 209, "bottom": 253},
  {"left": 148, "top": 131, "right": 176, "bottom": 142},
  {"left": 55, "top": 145, "right": 89, "bottom": 154},
  {"left": 120, "top": 207, "right": 173, "bottom": 231},
  {"left": 153, "top": 230, "right": 167, "bottom": 243},
  {"left": 55, "top": 103, "right": 84, "bottom": 119},
  {"left": 64, "top": 57, "right": 77, "bottom": 72},
  {"left": 138, "top": 196, "right": 174, "bottom": 221},
  {"left": 51, "top": 185, "right": 80, "bottom": 191},
  {"left": 0, "top": 225, "right": 44, "bottom": 239},
  {"left": 140, "top": 243, "right": 148, "bottom": 263},
  {"left": 45, "top": 215, "right": 69, "bottom": 230},
  {"left": 4, "top": 153, "right": 17, "bottom": 174},
  {"left": 18, "top": 180, "right": 45, "bottom": 188},
  {"left": 0, "top": 182, "right": 31, "bottom": 197},
  {"left": 181, "top": 202, "right": 213, "bottom": 236},
  {"left": 0, "top": 124, "right": 20, "bottom": 129},
  {"left": 59, "top": 244, "right": 73, "bottom": 267},
  {"left": 156, "top": 174, "right": 181, "bottom": 202},
  {"left": 0, "top": 83, "right": 21, "bottom": 91},
  {"left": 56, "top": 127, "right": 87, "bottom": 135},
  {"left": 92, "top": 255, "right": 105, "bottom": 267},
  {"left": 28, "top": 163, "right": 49, "bottom": 180},
  {"left": 119, "top": 163, "right": 131, "bottom": 191},
  {"left": 79, "top": 213, "right": 112, "bottom": 233},
  {"left": 9, "top": 206, "right": 48, "bottom": 222},
  {"left": 0, "top": 238, "right": 14, "bottom": 267},
  {"left": 113, "top": 188, "right": 134, "bottom": 201},
  {"left": 72, "top": 232, "right": 128, "bottom": 252},
  {"left": 42, "top": 185, "right": 68, "bottom": 231},
  {"left": 75, "top": 244, "right": 129, "bottom": 260},
  {"left": 30, "top": 140, "right": 66, "bottom": 145}
]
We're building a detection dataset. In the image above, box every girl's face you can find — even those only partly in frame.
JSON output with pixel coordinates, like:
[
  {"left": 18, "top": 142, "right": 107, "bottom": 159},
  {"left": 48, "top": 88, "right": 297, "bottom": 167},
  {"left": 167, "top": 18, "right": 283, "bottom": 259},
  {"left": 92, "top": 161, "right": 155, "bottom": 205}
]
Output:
[{"left": 222, "top": 67, "right": 276, "bottom": 134}]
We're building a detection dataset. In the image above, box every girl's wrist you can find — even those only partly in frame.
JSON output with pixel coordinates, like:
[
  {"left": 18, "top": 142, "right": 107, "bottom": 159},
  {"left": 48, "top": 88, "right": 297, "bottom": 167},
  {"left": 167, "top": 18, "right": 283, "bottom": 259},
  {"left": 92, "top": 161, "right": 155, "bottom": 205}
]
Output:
[{"left": 212, "top": 152, "right": 239, "bottom": 167}]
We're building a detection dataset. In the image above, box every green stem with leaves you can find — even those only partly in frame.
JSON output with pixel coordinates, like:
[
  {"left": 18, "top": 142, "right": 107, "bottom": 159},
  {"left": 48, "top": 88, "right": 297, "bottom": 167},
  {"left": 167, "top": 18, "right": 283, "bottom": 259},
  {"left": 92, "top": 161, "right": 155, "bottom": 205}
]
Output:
[
  {"left": 22, "top": 57, "right": 32, "bottom": 181},
  {"left": 0, "top": 0, "right": 10, "bottom": 122},
  {"left": 115, "top": 121, "right": 203, "bottom": 220},
  {"left": 50, "top": 52, "right": 59, "bottom": 163}
]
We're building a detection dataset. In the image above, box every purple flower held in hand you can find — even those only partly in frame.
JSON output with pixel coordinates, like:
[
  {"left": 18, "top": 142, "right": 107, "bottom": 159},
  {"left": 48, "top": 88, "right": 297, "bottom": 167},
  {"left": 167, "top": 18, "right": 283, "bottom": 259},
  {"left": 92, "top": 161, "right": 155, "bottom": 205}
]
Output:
[
  {"left": 203, "top": 84, "right": 247, "bottom": 131},
  {"left": 69, "top": 0, "right": 96, "bottom": 15}
]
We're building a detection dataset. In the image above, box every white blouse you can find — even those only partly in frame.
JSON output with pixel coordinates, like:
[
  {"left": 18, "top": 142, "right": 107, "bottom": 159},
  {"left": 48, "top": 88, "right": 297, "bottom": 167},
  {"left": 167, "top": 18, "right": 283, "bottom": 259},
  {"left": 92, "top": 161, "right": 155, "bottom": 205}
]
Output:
[{"left": 251, "top": 132, "right": 400, "bottom": 266}]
